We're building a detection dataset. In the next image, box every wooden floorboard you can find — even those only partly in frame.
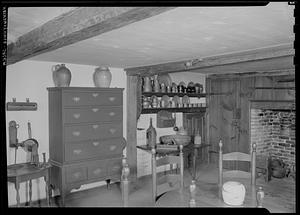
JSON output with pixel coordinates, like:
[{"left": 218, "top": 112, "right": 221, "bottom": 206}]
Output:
[{"left": 8, "top": 163, "right": 295, "bottom": 211}]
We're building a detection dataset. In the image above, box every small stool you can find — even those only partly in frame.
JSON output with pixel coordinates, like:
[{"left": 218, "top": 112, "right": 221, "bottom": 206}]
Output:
[{"left": 7, "top": 162, "right": 52, "bottom": 207}]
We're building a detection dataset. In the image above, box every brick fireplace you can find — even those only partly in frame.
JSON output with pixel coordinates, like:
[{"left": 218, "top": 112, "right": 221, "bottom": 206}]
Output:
[{"left": 250, "top": 102, "right": 295, "bottom": 169}]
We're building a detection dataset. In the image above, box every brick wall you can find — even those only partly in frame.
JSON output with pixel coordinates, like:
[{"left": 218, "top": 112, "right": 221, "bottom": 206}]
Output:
[{"left": 251, "top": 109, "right": 295, "bottom": 168}]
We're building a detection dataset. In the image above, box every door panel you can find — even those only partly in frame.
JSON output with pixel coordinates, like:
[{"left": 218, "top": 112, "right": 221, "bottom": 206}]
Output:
[{"left": 208, "top": 78, "right": 238, "bottom": 170}]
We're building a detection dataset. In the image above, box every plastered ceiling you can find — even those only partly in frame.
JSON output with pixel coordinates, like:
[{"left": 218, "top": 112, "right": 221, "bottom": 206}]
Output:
[{"left": 7, "top": 3, "right": 294, "bottom": 69}]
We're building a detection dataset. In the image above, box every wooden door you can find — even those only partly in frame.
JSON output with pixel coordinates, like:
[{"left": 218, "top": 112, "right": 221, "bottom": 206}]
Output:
[
  {"left": 207, "top": 78, "right": 239, "bottom": 169},
  {"left": 208, "top": 76, "right": 257, "bottom": 171},
  {"left": 238, "top": 77, "right": 255, "bottom": 171}
]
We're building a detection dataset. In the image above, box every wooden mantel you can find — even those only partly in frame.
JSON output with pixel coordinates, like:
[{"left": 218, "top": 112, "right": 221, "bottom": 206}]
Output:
[{"left": 7, "top": 7, "right": 176, "bottom": 65}]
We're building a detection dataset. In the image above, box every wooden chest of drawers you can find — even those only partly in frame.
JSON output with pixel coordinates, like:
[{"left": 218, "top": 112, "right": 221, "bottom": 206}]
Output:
[{"left": 47, "top": 87, "right": 125, "bottom": 206}]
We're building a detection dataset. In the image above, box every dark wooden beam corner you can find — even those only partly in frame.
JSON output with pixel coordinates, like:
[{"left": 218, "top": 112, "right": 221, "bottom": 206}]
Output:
[{"left": 7, "top": 7, "right": 176, "bottom": 65}]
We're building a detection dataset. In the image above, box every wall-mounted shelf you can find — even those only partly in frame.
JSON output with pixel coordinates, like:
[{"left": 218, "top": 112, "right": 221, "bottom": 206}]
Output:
[
  {"left": 6, "top": 98, "right": 37, "bottom": 111},
  {"left": 142, "top": 92, "right": 206, "bottom": 98},
  {"left": 141, "top": 107, "right": 206, "bottom": 114}
]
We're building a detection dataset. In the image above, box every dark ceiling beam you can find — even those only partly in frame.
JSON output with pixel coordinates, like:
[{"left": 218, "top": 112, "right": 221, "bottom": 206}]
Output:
[
  {"left": 125, "top": 43, "right": 294, "bottom": 76},
  {"left": 7, "top": 7, "right": 176, "bottom": 65}
]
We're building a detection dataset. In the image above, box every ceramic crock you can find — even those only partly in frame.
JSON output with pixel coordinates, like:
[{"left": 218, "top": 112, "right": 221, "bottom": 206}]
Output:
[
  {"left": 222, "top": 181, "right": 246, "bottom": 206},
  {"left": 93, "top": 66, "right": 112, "bottom": 87},
  {"left": 52, "top": 64, "right": 72, "bottom": 87}
]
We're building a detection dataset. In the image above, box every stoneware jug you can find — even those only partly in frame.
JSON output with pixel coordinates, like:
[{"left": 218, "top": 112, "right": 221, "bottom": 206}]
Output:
[
  {"left": 93, "top": 66, "right": 112, "bottom": 87},
  {"left": 52, "top": 64, "right": 71, "bottom": 87},
  {"left": 143, "top": 76, "right": 152, "bottom": 92}
]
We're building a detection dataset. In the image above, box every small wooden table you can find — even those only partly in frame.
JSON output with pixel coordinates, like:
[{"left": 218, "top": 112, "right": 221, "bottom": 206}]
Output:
[
  {"left": 137, "top": 143, "right": 210, "bottom": 179},
  {"left": 7, "top": 162, "right": 52, "bottom": 207}
]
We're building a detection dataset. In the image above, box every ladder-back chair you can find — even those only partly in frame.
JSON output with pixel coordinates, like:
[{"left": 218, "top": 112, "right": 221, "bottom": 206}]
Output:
[
  {"left": 151, "top": 144, "right": 184, "bottom": 204},
  {"left": 218, "top": 140, "right": 257, "bottom": 187}
]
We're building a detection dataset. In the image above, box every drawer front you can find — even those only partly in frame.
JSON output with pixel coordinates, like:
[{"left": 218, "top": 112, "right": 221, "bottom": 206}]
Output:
[
  {"left": 63, "top": 91, "right": 122, "bottom": 106},
  {"left": 65, "top": 138, "right": 125, "bottom": 162},
  {"left": 65, "top": 165, "right": 87, "bottom": 183},
  {"left": 101, "top": 139, "right": 125, "bottom": 156},
  {"left": 107, "top": 158, "right": 122, "bottom": 176},
  {"left": 88, "top": 160, "right": 108, "bottom": 180},
  {"left": 64, "top": 123, "right": 123, "bottom": 142},
  {"left": 63, "top": 107, "right": 122, "bottom": 123}
]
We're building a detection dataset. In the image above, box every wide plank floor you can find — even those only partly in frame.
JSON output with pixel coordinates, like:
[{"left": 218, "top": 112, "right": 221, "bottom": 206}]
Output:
[{"left": 15, "top": 163, "right": 296, "bottom": 212}]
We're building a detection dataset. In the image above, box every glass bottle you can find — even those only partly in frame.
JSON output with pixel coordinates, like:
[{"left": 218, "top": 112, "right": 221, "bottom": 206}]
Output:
[{"left": 146, "top": 118, "right": 157, "bottom": 148}]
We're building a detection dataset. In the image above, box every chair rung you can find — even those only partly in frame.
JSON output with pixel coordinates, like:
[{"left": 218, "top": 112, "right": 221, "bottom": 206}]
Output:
[
  {"left": 156, "top": 155, "right": 181, "bottom": 167},
  {"left": 223, "top": 170, "right": 251, "bottom": 178},
  {"left": 222, "top": 152, "right": 251, "bottom": 162}
]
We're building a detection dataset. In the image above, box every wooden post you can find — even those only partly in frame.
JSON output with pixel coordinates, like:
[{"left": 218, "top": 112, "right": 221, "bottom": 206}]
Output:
[
  {"left": 189, "top": 180, "right": 196, "bottom": 207},
  {"left": 126, "top": 75, "right": 138, "bottom": 181},
  {"left": 121, "top": 156, "right": 130, "bottom": 207},
  {"left": 179, "top": 145, "right": 184, "bottom": 192},
  {"left": 151, "top": 148, "right": 157, "bottom": 205},
  {"left": 206, "top": 78, "right": 211, "bottom": 164},
  {"left": 218, "top": 140, "right": 223, "bottom": 188},
  {"left": 251, "top": 142, "right": 257, "bottom": 185}
]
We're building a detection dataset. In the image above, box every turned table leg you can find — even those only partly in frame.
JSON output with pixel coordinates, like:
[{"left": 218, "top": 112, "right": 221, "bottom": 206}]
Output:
[
  {"left": 15, "top": 182, "right": 20, "bottom": 207},
  {"left": 193, "top": 148, "right": 197, "bottom": 180},
  {"left": 29, "top": 180, "right": 32, "bottom": 206},
  {"left": 44, "top": 174, "right": 50, "bottom": 206}
]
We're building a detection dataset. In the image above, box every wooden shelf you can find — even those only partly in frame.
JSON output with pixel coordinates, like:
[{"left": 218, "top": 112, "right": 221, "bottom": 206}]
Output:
[
  {"left": 142, "top": 92, "right": 206, "bottom": 97},
  {"left": 141, "top": 107, "right": 206, "bottom": 114}
]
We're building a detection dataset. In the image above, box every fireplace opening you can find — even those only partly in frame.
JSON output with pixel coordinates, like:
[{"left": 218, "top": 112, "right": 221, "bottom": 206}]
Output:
[{"left": 250, "top": 107, "right": 295, "bottom": 179}]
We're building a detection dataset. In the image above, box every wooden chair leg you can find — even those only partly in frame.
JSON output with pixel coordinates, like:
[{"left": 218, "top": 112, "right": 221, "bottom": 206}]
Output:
[
  {"left": 44, "top": 174, "right": 50, "bottom": 206},
  {"left": 15, "top": 182, "right": 20, "bottom": 207},
  {"left": 29, "top": 180, "right": 32, "bottom": 206}
]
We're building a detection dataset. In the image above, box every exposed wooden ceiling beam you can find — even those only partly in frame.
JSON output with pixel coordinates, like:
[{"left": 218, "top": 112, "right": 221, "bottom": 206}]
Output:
[
  {"left": 7, "top": 7, "right": 176, "bottom": 65},
  {"left": 125, "top": 43, "right": 294, "bottom": 76}
]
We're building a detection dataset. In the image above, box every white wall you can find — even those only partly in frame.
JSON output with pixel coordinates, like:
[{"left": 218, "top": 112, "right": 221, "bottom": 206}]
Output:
[
  {"left": 136, "top": 72, "right": 206, "bottom": 177},
  {"left": 6, "top": 61, "right": 206, "bottom": 204},
  {"left": 6, "top": 60, "right": 127, "bottom": 205}
]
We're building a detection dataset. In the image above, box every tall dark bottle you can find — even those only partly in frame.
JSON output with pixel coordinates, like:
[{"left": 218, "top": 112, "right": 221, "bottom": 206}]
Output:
[{"left": 146, "top": 118, "right": 157, "bottom": 148}]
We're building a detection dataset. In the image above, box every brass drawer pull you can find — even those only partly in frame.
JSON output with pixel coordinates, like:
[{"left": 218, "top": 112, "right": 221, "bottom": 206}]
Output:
[
  {"left": 93, "top": 168, "right": 102, "bottom": 175},
  {"left": 73, "top": 172, "right": 81, "bottom": 178},
  {"left": 92, "top": 141, "right": 100, "bottom": 146},
  {"left": 112, "top": 165, "right": 120, "bottom": 171},
  {"left": 109, "top": 112, "right": 116, "bottom": 116},
  {"left": 92, "top": 108, "right": 99, "bottom": 112},
  {"left": 109, "top": 97, "right": 116, "bottom": 102},
  {"left": 72, "top": 131, "right": 81, "bottom": 136},
  {"left": 73, "top": 113, "right": 81, "bottom": 119},
  {"left": 110, "top": 145, "right": 117, "bottom": 151},
  {"left": 72, "top": 97, "right": 80, "bottom": 102},
  {"left": 92, "top": 124, "right": 99, "bottom": 129},
  {"left": 92, "top": 93, "right": 99, "bottom": 97},
  {"left": 73, "top": 149, "right": 82, "bottom": 155},
  {"left": 109, "top": 128, "right": 116, "bottom": 134}
]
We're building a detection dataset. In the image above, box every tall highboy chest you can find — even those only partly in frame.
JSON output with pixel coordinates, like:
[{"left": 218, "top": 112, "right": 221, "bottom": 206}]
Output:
[{"left": 47, "top": 87, "right": 125, "bottom": 206}]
